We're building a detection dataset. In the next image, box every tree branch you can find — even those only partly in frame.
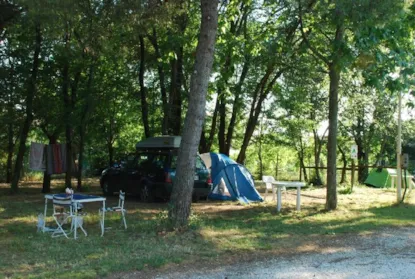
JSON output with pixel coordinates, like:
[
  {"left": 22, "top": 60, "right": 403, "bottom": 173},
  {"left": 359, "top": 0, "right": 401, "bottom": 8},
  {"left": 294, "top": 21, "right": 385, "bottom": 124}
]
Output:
[{"left": 298, "top": 0, "right": 330, "bottom": 65}]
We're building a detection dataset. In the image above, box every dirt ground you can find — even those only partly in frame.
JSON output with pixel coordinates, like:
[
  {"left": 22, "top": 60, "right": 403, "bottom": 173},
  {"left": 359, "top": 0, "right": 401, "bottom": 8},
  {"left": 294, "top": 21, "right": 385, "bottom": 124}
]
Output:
[{"left": 109, "top": 226, "right": 415, "bottom": 279}]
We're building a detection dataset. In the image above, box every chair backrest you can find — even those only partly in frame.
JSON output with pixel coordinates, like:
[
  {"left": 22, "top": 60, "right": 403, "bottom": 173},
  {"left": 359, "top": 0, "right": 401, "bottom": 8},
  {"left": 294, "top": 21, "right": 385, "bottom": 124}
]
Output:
[
  {"left": 53, "top": 195, "right": 73, "bottom": 213},
  {"left": 262, "top": 176, "right": 275, "bottom": 190},
  {"left": 118, "top": 191, "right": 125, "bottom": 208}
]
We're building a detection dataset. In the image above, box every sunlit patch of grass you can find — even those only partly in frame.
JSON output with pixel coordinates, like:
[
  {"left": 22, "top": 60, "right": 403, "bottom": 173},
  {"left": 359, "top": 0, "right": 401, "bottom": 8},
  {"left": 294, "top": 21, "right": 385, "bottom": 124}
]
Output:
[{"left": 0, "top": 181, "right": 414, "bottom": 278}]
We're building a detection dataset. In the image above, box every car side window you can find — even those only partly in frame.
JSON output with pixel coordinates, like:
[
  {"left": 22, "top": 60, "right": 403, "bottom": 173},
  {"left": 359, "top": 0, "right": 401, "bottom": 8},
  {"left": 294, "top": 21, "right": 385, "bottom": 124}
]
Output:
[
  {"left": 152, "top": 154, "right": 167, "bottom": 169},
  {"left": 170, "top": 156, "right": 178, "bottom": 169}
]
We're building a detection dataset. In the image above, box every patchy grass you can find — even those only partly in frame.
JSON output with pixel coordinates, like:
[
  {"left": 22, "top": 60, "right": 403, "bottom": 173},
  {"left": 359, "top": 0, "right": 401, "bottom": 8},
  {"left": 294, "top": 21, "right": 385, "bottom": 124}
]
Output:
[{"left": 0, "top": 181, "right": 414, "bottom": 278}]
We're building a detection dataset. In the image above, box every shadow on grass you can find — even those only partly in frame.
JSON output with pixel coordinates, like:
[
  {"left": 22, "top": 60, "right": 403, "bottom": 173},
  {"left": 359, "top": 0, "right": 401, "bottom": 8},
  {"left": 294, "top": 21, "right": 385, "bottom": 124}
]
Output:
[{"left": 1, "top": 183, "right": 414, "bottom": 279}]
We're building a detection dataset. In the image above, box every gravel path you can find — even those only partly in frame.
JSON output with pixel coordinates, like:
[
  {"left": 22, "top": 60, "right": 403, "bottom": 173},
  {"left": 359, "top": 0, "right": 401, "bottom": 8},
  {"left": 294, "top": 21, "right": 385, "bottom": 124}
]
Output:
[{"left": 151, "top": 227, "right": 415, "bottom": 279}]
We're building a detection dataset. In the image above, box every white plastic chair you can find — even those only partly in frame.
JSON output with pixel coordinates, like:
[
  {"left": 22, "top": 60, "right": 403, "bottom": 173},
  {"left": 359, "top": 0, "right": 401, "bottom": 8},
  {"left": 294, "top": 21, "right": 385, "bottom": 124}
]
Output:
[
  {"left": 262, "top": 176, "right": 277, "bottom": 201},
  {"left": 100, "top": 191, "right": 127, "bottom": 230}
]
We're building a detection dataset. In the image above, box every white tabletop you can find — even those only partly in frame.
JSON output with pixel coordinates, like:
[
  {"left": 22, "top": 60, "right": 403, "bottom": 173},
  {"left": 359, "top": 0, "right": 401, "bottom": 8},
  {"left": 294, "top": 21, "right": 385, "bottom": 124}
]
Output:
[{"left": 274, "top": 181, "right": 306, "bottom": 187}]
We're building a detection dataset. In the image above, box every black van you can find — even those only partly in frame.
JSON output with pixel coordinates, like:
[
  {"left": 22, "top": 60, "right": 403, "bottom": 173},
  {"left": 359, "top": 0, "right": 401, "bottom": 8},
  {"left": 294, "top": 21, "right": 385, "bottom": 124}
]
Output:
[{"left": 100, "top": 136, "right": 212, "bottom": 202}]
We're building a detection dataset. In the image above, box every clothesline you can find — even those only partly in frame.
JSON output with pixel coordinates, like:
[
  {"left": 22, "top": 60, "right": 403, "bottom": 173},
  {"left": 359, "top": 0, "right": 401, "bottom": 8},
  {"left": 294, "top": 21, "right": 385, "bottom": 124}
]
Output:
[{"left": 29, "top": 142, "right": 77, "bottom": 175}]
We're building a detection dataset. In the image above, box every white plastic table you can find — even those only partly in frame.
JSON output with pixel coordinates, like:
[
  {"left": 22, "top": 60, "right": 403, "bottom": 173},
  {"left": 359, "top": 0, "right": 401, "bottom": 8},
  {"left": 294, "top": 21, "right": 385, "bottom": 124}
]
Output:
[
  {"left": 273, "top": 181, "right": 306, "bottom": 212},
  {"left": 44, "top": 193, "right": 106, "bottom": 237}
]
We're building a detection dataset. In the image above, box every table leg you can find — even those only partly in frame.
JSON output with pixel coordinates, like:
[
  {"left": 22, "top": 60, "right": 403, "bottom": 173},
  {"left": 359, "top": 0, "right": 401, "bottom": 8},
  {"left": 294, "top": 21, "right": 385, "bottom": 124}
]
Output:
[
  {"left": 277, "top": 186, "right": 282, "bottom": 212},
  {"left": 101, "top": 200, "right": 105, "bottom": 237},
  {"left": 296, "top": 186, "right": 301, "bottom": 211},
  {"left": 272, "top": 185, "right": 276, "bottom": 201},
  {"left": 43, "top": 197, "right": 48, "bottom": 233},
  {"left": 74, "top": 205, "right": 78, "bottom": 240}
]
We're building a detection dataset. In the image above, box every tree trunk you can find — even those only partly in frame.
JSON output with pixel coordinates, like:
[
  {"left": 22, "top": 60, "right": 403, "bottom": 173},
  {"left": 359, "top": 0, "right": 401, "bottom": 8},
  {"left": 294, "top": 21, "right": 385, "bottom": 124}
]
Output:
[
  {"left": 62, "top": 27, "right": 73, "bottom": 189},
  {"left": 298, "top": 136, "right": 308, "bottom": 182},
  {"left": 42, "top": 135, "right": 57, "bottom": 193},
  {"left": 326, "top": 61, "right": 341, "bottom": 210},
  {"left": 338, "top": 144, "right": 347, "bottom": 184},
  {"left": 169, "top": 0, "right": 218, "bottom": 229},
  {"left": 258, "top": 142, "right": 263, "bottom": 180},
  {"left": 275, "top": 153, "right": 279, "bottom": 179},
  {"left": 218, "top": 88, "right": 227, "bottom": 154},
  {"left": 237, "top": 68, "right": 281, "bottom": 164},
  {"left": 11, "top": 23, "right": 41, "bottom": 193},
  {"left": 224, "top": 58, "right": 250, "bottom": 155},
  {"left": 139, "top": 35, "right": 151, "bottom": 138},
  {"left": 257, "top": 123, "right": 263, "bottom": 179},
  {"left": 207, "top": 97, "right": 220, "bottom": 150},
  {"left": 312, "top": 129, "right": 323, "bottom": 185},
  {"left": 108, "top": 143, "right": 114, "bottom": 167},
  {"left": 149, "top": 28, "right": 168, "bottom": 135},
  {"left": 6, "top": 121, "right": 14, "bottom": 183},
  {"left": 77, "top": 64, "right": 95, "bottom": 191},
  {"left": 77, "top": 125, "right": 85, "bottom": 191}
]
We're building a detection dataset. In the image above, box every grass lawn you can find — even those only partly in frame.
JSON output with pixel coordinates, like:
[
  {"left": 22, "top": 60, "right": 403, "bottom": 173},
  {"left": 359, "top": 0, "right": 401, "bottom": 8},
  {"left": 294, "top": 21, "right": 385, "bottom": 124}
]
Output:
[{"left": 0, "top": 179, "right": 414, "bottom": 279}]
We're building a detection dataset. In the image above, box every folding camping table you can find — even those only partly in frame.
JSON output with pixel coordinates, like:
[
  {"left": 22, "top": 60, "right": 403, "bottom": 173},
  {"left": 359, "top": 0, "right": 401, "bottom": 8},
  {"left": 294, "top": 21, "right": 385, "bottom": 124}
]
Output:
[
  {"left": 273, "top": 181, "right": 306, "bottom": 212},
  {"left": 43, "top": 193, "right": 106, "bottom": 236}
]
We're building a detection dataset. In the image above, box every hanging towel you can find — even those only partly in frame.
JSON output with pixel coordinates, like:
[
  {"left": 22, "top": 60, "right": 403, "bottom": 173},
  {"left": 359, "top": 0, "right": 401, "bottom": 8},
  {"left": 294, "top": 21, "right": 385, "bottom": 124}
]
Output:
[
  {"left": 29, "top": 142, "right": 46, "bottom": 171},
  {"left": 53, "top": 144, "right": 63, "bottom": 174},
  {"left": 46, "top": 144, "right": 67, "bottom": 174}
]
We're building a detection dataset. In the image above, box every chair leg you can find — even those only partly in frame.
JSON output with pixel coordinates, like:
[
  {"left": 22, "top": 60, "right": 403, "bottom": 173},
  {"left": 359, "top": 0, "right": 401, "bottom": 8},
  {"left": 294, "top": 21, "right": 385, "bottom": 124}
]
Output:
[
  {"left": 77, "top": 217, "right": 88, "bottom": 236},
  {"left": 99, "top": 210, "right": 106, "bottom": 235},
  {"left": 72, "top": 216, "right": 87, "bottom": 239},
  {"left": 52, "top": 216, "right": 69, "bottom": 238},
  {"left": 121, "top": 211, "right": 127, "bottom": 229}
]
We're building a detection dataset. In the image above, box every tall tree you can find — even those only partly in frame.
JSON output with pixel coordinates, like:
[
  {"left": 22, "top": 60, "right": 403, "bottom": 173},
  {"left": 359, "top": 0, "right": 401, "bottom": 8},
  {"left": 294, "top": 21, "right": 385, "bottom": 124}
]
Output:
[
  {"left": 298, "top": 0, "right": 406, "bottom": 210},
  {"left": 169, "top": 0, "right": 218, "bottom": 228},
  {"left": 11, "top": 22, "right": 42, "bottom": 193}
]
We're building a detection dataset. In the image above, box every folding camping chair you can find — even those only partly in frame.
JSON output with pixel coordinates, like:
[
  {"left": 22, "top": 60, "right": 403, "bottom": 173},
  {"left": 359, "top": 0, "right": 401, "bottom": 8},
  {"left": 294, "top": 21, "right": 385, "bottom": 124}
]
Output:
[
  {"left": 51, "top": 195, "right": 87, "bottom": 239},
  {"left": 100, "top": 191, "right": 127, "bottom": 230}
]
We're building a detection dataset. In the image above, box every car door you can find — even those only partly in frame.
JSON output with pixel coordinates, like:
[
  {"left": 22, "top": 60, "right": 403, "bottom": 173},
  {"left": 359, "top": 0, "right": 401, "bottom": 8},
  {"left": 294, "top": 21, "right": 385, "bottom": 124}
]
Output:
[{"left": 123, "top": 155, "right": 142, "bottom": 194}]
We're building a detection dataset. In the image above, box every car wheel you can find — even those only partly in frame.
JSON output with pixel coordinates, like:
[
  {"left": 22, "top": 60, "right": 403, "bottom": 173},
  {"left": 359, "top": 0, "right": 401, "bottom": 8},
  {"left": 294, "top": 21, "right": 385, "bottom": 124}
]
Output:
[
  {"left": 140, "top": 184, "right": 154, "bottom": 203},
  {"left": 102, "top": 180, "right": 113, "bottom": 196}
]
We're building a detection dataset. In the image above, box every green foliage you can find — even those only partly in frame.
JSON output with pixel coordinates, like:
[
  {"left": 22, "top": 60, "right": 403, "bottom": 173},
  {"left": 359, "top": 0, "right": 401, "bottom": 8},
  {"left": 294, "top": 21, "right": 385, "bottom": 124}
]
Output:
[{"left": 0, "top": 0, "right": 414, "bottom": 197}]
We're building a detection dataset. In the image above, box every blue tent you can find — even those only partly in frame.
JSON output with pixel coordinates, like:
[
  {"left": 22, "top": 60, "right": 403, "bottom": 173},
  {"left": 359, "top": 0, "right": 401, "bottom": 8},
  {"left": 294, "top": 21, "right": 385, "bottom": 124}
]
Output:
[{"left": 201, "top": 153, "right": 263, "bottom": 203}]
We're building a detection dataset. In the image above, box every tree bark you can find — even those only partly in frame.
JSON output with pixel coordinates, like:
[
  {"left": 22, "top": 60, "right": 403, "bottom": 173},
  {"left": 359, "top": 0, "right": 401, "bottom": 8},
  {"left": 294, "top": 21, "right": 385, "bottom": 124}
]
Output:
[
  {"left": 6, "top": 121, "right": 14, "bottom": 183},
  {"left": 236, "top": 68, "right": 281, "bottom": 164},
  {"left": 218, "top": 87, "right": 227, "bottom": 154},
  {"left": 225, "top": 58, "right": 250, "bottom": 155},
  {"left": 207, "top": 97, "right": 220, "bottom": 150},
  {"left": 169, "top": 0, "right": 218, "bottom": 229},
  {"left": 326, "top": 60, "right": 341, "bottom": 210},
  {"left": 338, "top": 144, "right": 347, "bottom": 184},
  {"left": 148, "top": 28, "right": 168, "bottom": 135},
  {"left": 11, "top": 23, "right": 42, "bottom": 193},
  {"left": 42, "top": 134, "right": 57, "bottom": 193},
  {"left": 62, "top": 25, "right": 74, "bottom": 189},
  {"left": 275, "top": 153, "right": 279, "bottom": 179},
  {"left": 77, "top": 64, "right": 95, "bottom": 191},
  {"left": 139, "top": 35, "right": 151, "bottom": 138}
]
